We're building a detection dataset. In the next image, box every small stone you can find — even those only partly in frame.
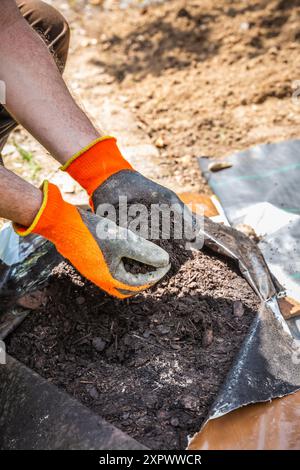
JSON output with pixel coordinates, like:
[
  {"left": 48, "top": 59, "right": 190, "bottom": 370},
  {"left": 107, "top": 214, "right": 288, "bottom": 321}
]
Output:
[
  {"left": 240, "top": 22, "right": 250, "bottom": 31},
  {"left": 269, "top": 46, "right": 279, "bottom": 55},
  {"left": 233, "top": 300, "right": 244, "bottom": 318},
  {"left": 182, "top": 395, "right": 195, "bottom": 410},
  {"left": 155, "top": 137, "right": 166, "bottom": 148},
  {"left": 92, "top": 337, "right": 106, "bottom": 352},
  {"left": 89, "top": 0, "right": 103, "bottom": 6},
  {"left": 76, "top": 296, "right": 85, "bottom": 305},
  {"left": 170, "top": 417, "right": 179, "bottom": 426},
  {"left": 157, "top": 325, "right": 170, "bottom": 335},
  {"left": 177, "top": 8, "right": 192, "bottom": 19},
  {"left": 87, "top": 385, "right": 99, "bottom": 399},
  {"left": 180, "top": 154, "right": 192, "bottom": 166},
  {"left": 158, "top": 409, "right": 168, "bottom": 419},
  {"left": 227, "top": 7, "right": 237, "bottom": 17},
  {"left": 202, "top": 328, "right": 214, "bottom": 348}
]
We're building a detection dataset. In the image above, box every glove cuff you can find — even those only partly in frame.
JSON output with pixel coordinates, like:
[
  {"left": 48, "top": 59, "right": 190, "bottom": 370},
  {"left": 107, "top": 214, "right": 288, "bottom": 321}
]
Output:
[
  {"left": 61, "top": 136, "right": 133, "bottom": 196},
  {"left": 14, "top": 181, "right": 68, "bottom": 239}
]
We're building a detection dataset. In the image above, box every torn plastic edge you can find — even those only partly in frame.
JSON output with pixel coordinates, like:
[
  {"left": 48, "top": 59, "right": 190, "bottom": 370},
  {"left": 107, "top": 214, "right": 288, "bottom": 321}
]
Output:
[
  {"left": 187, "top": 388, "right": 300, "bottom": 450},
  {"left": 187, "top": 293, "right": 300, "bottom": 449}
]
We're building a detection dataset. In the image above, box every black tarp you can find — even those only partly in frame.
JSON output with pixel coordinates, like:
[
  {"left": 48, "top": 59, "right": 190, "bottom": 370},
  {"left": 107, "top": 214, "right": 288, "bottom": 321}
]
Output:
[{"left": 199, "top": 139, "right": 300, "bottom": 305}]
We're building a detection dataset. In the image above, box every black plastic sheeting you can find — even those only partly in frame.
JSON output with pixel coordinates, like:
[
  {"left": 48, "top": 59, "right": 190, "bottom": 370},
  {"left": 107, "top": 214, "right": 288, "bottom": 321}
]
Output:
[
  {"left": 199, "top": 139, "right": 300, "bottom": 305},
  {"left": 0, "top": 236, "right": 63, "bottom": 339},
  {"left": 208, "top": 299, "right": 300, "bottom": 422},
  {"left": 0, "top": 237, "right": 62, "bottom": 312},
  {"left": 197, "top": 139, "right": 300, "bottom": 425},
  {"left": 0, "top": 354, "right": 145, "bottom": 450}
]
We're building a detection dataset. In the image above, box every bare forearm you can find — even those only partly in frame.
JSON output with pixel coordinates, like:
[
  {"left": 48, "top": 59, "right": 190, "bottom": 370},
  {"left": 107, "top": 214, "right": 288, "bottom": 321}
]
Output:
[
  {"left": 0, "top": 0, "right": 101, "bottom": 164},
  {"left": 0, "top": 166, "right": 42, "bottom": 226}
]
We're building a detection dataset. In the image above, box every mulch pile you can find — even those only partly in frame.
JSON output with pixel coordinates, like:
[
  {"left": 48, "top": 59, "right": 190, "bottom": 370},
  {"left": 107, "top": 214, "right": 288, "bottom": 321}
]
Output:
[{"left": 7, "top": 242, "right": 260, "bottom": 449}]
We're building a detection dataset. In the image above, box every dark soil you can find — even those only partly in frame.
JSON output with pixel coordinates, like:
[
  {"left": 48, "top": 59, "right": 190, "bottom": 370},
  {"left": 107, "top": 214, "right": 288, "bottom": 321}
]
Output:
[
  {"left": 122, "top": 207, "right": 191, "bottom": 275},
  {"left": 7, "top": 244, "right": 260, "bottom": 450}
]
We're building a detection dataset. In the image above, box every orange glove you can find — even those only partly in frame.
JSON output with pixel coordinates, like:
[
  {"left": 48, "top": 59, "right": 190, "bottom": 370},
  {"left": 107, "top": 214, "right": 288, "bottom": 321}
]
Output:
[
  {"left": 60, "top": 137, "right": 189, "bottom": 225},
  {"left": 14, "top": 181, "right": 170, "bottom": 299},
  {"left": 61, "top": 136, "right": 133, "bottom": 211}
]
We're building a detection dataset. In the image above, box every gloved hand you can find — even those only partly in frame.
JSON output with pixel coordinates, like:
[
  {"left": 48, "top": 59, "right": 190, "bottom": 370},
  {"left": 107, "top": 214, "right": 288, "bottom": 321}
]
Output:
[
  {"left": 62, "top": 137, "right": 193, "bottom": 235},
  {"left": 14, "top": 181, "right": 170, "bottom": 299},
  {"left": 61, "top": 138, "right": 276, "bottom": 302}
]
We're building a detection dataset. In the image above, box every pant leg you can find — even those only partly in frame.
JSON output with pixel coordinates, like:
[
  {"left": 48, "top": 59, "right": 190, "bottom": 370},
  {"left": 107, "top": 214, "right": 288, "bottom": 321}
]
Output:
[{"left": 0, "top": 0, "right": 70, "bottom": 157}]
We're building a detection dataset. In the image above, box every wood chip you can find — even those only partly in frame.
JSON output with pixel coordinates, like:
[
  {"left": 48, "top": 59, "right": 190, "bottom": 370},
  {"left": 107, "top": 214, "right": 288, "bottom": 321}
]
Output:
[
  {"left": 233, "top": 300, "right": 244, "bottom": 317},
  {"left": 208, "top": 161, "right": 233, "bottom": 172}
]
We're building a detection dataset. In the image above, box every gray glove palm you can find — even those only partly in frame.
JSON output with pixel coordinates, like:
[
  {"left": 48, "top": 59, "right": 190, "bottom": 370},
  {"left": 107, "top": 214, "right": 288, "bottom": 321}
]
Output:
[{"left": 80, "top": 209, "right": 171, "bottom": 296}]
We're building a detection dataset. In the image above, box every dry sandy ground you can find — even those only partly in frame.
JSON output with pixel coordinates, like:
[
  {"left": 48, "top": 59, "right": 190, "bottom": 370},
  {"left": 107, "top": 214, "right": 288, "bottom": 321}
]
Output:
[{"left": 94, "top": 0, "right": 300, "bottom": 191}]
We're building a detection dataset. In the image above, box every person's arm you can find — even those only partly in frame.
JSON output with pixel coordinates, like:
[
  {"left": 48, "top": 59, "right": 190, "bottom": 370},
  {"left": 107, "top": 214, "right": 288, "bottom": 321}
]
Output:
[
  {"left": 0, "top": 0, "right": 101, "bottom": 165},
  {"left": 0, "top": 166, "right": 42, "bottom": 226},
  {"left": 0, "top": 2, "right": 171, "bottom": 297}
]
